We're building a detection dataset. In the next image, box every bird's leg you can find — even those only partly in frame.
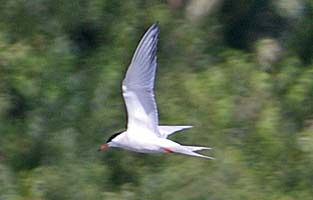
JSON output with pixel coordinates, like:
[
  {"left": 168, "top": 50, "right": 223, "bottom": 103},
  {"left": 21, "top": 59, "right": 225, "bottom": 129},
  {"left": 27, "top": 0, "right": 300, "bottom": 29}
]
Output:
[{"left": 163, "top": 147, "right": 174, "bottom": 153}]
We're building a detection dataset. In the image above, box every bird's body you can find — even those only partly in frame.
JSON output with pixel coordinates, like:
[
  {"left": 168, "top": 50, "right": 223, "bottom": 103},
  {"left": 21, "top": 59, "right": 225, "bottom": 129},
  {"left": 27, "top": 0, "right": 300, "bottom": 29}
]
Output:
[
  {"left": 110, "top": 130, "right": 171, "bottom": 153},
  {"left": 99, "top": 23, "right": 213, "bottom": 159}
]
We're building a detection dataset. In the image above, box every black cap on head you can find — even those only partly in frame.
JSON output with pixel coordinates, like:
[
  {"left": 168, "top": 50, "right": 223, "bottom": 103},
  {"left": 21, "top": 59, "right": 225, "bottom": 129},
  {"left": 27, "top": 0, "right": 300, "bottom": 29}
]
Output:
[{"left": 106, "top": 131, "right": 123, "bottom": 143}]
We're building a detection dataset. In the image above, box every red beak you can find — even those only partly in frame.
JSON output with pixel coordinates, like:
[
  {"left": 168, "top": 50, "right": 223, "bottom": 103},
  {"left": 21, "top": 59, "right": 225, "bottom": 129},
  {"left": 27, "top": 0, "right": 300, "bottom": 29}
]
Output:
[{"left": 98, "top": 144, "right": 109, "bottom": 151}]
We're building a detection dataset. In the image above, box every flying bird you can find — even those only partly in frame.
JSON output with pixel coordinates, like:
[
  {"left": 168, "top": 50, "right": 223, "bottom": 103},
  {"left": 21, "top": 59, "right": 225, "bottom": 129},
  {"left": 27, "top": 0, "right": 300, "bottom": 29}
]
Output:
[{"left": 98, "top": 23, "right": 213, "bottom": 159}]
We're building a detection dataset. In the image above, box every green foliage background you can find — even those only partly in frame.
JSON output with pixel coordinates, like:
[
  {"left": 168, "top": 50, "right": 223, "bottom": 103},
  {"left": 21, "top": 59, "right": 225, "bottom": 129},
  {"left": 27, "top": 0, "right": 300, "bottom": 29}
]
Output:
[{"left": 0, "top": 0, "right": 312, "bottom": 199}]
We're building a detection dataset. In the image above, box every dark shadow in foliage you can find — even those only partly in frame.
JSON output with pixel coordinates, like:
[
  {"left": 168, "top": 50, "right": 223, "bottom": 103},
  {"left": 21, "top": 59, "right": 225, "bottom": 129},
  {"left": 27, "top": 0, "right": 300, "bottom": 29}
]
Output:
[
  {"left": 219, "top": 0, "right": 287, "bottom": 49},
  {"left": 102, "top": 150, "right": 139, "bottom": 190},
  {"left": 67, "top": 22, "right": 102, "bottom": 56},
  {"left": 8, "top": 138, "right": 43, "bottom": 171},
  {"left": 290, "top": 1, "right": 313, "bottom": 64},
  {"left": 7, "top": 87, "right": 30, "bottom": 119}
]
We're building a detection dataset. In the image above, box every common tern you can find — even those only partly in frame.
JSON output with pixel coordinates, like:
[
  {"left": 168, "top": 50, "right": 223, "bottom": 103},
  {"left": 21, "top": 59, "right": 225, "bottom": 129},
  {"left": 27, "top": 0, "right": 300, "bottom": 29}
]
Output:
[{"left": 99, "top": 23, "right": 213, "bottom": 159}]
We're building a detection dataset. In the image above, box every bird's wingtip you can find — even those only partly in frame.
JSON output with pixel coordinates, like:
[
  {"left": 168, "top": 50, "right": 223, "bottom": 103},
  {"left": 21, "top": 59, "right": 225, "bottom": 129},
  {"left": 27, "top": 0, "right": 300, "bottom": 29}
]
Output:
[{"left": 152, "top": 21, "right": 160, "bottom": 29}]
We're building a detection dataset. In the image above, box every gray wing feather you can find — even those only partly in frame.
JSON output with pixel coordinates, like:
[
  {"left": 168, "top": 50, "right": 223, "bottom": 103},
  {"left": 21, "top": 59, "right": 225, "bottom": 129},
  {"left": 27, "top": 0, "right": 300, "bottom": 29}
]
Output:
[{"left": 122, "top": 23, "right": 160, "bottom": 134}]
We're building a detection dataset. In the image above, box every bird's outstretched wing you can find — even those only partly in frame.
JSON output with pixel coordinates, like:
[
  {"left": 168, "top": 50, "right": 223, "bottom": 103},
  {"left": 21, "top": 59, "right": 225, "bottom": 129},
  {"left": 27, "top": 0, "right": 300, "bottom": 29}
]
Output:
[{"left": 122, "top": 23, "right": 160, "bottom": 135}]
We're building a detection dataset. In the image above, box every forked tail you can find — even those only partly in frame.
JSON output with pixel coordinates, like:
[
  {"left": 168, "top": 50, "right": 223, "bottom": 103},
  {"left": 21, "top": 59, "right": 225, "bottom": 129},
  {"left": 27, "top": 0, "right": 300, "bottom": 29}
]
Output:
[
  {"left": 175, "top": 145, "right": 214, "bottom": 159},
  {"left": 184, "top": 146, "right": 211, "bottom": 152}
]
